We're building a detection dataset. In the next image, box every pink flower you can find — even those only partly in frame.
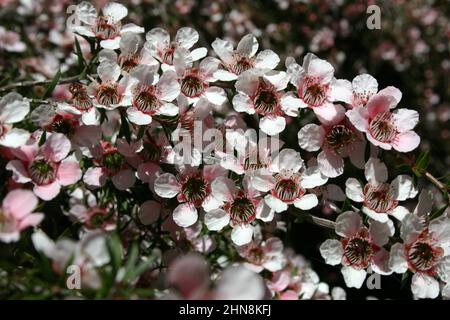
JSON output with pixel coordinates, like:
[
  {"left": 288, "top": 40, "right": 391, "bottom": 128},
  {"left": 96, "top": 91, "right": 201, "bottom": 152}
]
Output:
[
  {"left": 250, "top": 149, "right": 326, "bottom": 214},
  {"left": 389, "top": 210, "right": 450, "bottom": 299},
  {"left": 320, "top": 211, "right": 393, "bottom": 288},
  {"left": 346, "top": 90, "right": 420, "bottom": 152},
  {"left": 83, "top": 140, "right": 136, "bottom": 190},
  {"left": 6, "top": 133, "right": 82, "bottom": 200},
  {"left": 145, "top": 27, "right": 207, "bottom": 71},
  {"left": 60, "top": 83, "right": 99, "bottom": 126},
  {"left": 154, "top": 164, "right": 227, "bottom": 227},
  {"left": 212, "top": 34, "right": 280, "bottom": 81},
  {"left": 233, "top": 69, "right": 301, "bottom": 135},
  {"left": 0, "top": 189, "right": 43, "bottom": 243},
  {"left": 73, "top": 1, "right": 144, "bottom": 49},
  {"left": 298, "top": 106, "right": 366, "bottom": 177},
  {"left": 345, "top": 158, "right": 417, "bottom": 223},
  {"left": 126, "top": 65, "right": 180, "bottom": 125},
  {"left": 286, "top": 53, "right": 353, "bottom": 124},
  {"left": 237, "top": 237, "right": 287, "bottom": 273},
  {"left": 349, "top": 74, "right": 379, "bottom": 107},
  {"left": 31, "top": 104, "right": 101, "bottom": 149}
]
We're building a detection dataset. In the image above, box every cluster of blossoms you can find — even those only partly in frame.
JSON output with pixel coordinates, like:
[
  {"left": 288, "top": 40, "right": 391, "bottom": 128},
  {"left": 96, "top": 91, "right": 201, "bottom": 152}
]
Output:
[{"left": 0, "top": 1, "right": 448, "bottom": 300}]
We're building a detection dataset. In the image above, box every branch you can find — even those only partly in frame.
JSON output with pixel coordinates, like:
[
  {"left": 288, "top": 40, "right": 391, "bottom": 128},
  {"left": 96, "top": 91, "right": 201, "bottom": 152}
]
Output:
[
  {"left": 423, "top": 171, "right": 449, "bottom": 194},
  {"left": 291, "top": 210, "right": 336, "bottom": 230},
  {"left": 303, "top": 213, "right": 336, "bottom": 229},
  {"left": 0, "top": 75, "right": 81, "bottom": 93}
]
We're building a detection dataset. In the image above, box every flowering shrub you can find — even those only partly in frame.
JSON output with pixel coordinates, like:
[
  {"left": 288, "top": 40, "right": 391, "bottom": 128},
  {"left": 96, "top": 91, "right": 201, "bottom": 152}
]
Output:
[{"left": 0, "top": 1, "right": 449, "bottom": 300}]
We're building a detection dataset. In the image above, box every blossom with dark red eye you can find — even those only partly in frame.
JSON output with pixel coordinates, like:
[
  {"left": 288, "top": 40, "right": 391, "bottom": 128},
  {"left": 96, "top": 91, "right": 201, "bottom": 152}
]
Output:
[
  {"left": 298, "top": 107, "right": 366, "bottom": 178},
  {"left": 345, "top": 158, "right": 417, "bottom": 223},
  {"left": 212, "top": 34, "right": 280, "bottom": 81},
  {"left": 389, "top": 206, "right": 450, "bottom": 299},
  {"left": 346, "top": 90, "right": 420, "bottom": 152},
  {"left": 6, "top": 133, "right": 82, "bottom": 200},
  {"left": 320, "top": 211, "right": 393, "bottom": 289},
  {"left": 72, "top": 2, "right": 144, "bottom": 49},
  {"left": 286, "top": 53, "right": 353, "bottom": 125},
  {"left": 233, "top": 69, "right": 302, "bottom": 136}
]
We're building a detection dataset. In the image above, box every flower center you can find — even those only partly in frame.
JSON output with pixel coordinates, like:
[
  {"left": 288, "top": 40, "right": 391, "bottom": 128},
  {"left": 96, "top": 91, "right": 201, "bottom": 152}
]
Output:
[
  {"left": 326, "top": 124, "right": 355, "bottom": 151},
  {"left": 253, "top": 84, "right": 279, "bottom": 116},
  {"left": 228, "top": 196, "right": 256, "bottom": 225},
  {"left": 96, "top": 83, "right": 121, "bottom": 106},
  {"left": 181, "top": 176, "right": 208, "bottom": 206},
  {"left": 118, "top": 53, "right": 140, "bottom": 72},
  {"left": 369, "top": 112, "right": 397, "bottom": 143},
  {"left": 161, "top": 44, "right": 176, "bottom": 65},
  {"left": 133, "top": 85, "right": 161, "bottom": 114},
  {"left": 102, "top": 151, "right": 125, "bottom": 172},
  {"left": 86, "top": 208, "right": 110, "bottom": 229},
  {"left": 94, "top": 16, "right": 120, "bottom": 40},
  {"left": 49, "top": 115, "right": 77, "bottom": 136},
  {"left": 343, "top": 235, "right": 373, "bottom": 269},
  {"left": 364, "top": 183, "right": 397, "bottom": 213},
  {"left": 229, "top": 54, "right": 253, "bottom": 75},
  {"left": 299, "top": 78, "right": 328, "bottom": 107},
  {"left": 180, "top": 72, "right": 205, "bottom": 98},
  {"left": 70, "top": 83, "right": 93, "bottom": 111},
  {"left": 273, "top": 174, "right": 303, "bottom": 202},
  {"left": 29, "top": 159, "right": 57, "bottom": 185},
  {"left": 247, "top": 246, "right": 265, "bottom": 265},
  {"left": 408, "top": 239, "right": 443, "bottom": 273}
]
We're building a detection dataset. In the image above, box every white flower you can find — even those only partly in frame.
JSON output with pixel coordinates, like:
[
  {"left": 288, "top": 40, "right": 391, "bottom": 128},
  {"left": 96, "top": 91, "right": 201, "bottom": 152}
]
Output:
[
  {"left": 233, "top": 69, "right": 301, "bottom": 135},
  {"left": 204, "top": 177, "right": 271, "bottom": 245},
  {"left": 173, "top": 50, "right": 227, "bottom": 105},
  {"left": 212, "top": 34, "right": 280, "bottom": 81},
  {"left": 72, "top": 1, "right": 144, "bottom": 49},
  {"left": 389, "top": 212, "right": 450, "bottom": 299},
  {"left": 250, "top": 148, "right": 326, "bottom": 213},
  {"left": 126, "top": 65, "right": 180, "bottom": 125},
  {"left": 320, "top": 211, "right": 394, "bottom": 289},
  {"left": 0, "top": 93, "right": 30, "bottom": 148},
  {"left": 345, "top": 157, "right": 417, "bottom": 223},
  {"left": 145, "top": 27, "right": 207, "bottom": 71}
]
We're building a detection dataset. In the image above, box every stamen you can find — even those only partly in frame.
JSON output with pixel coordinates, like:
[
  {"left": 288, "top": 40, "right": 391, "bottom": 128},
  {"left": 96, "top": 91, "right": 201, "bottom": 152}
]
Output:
[
  {"left": 229, "top": 54, "right": 253, "bottom": 75},
  {"left": 300, "top": 78, "right": 328, "bottom": 107},
  {"left": 364, "top": 183, "right": 397, "bottom": 213},
  {"left": 29, "top": 159, "right": 57, "bottom": 185},
  {"left": 133, "top": 85, "right": 161, "bottom": 114},
  {"left": 181, "top": 176, "right": 208, "bottom": 206},
  {"left": 326, "top": 124, "right": 355, "bottom": 151},
  {"left": 343, "top": 234, "right": 373, "bottom": 269},
  {"left": 102, "top": 151, "right": 125, "bottom": 173},
  {"left": 70, "top": 83, "right": 93, "bottom": 111},
  {"left": 253, "top": 84, "right": 279, "bottom": 116},
  {"left": 94, "top": 16, "right": 120, "bottom": 40},
  {"left": 273, "top": 174, "right": 303, "bottom": 202},
  {"left": 228, "top": 195, "right": 256, "bottom": 225},
  {"left": 96, "top": 83, "right": 121, "bottom": 106},
  {"left": 408, "top": 239, "right": 443, "bottom": 272},
  {"left": 180, "top": 72, "right": 205, "bottom": 98},
  {"left": 369, "top": 112, "right": 397, "bottom": 143}
]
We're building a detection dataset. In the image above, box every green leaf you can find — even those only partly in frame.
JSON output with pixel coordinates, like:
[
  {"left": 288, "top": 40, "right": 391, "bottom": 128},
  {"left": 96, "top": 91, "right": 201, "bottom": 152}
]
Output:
[
  {"left": 38, "top": 131, "right": 47, "bottom": 146},
  {"left": 341, "top": 197, "right": 351, "bottom": 212},
  {"left": 400, "top": 271, "right": 411, "bottom": 289},
  {"left": 107, "top": 233, "right": 122, "bottom": 274},
  {"left": 412, "top": 151, "right": 429, "bottom": 176},
  {"left": 123, "top": 243, "right": 139, "bottom": 281},
  {"left": 430, "top": 204, "right": 449, "bottom": 220},
  {"left": 119, "top": 110, "right": 131, "bottom": 143},
  {"left": 42, "top": 69, "right": 61, "bottom": 99},
  {"left": 74, "top": 36, "right": 86, "bottom": 70}
]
